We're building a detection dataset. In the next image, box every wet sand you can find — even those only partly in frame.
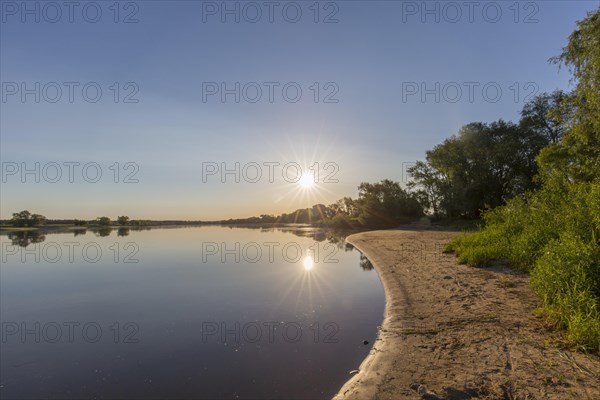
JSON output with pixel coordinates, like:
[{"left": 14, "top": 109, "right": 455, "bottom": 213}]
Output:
[{"left": 333, "top": 229, "right": 600, "bottom": 400}]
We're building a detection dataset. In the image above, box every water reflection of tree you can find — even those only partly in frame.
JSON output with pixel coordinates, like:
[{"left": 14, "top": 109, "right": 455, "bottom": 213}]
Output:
[
  {"left": 323, "top": 230, "right": 348, "bottom": 249},
  {"left": 7, "top": 231, "right": 46, "bottom": 247},
  {"left": 324, "top": 230, "right": 362, "bottom": 252},
  {"left": 93, "top": 227, "right": 112, "bottom": 237},
  {"left": 73, "top": 229, "right": 86, "bottom": 237},
  {"left": 117, "top": 228, "right": 130, "bottom": 237},
  {"left": 225, "top": 225, "right": 361, "bottom": 251},
  {"left": 282, "top": 227, "right": 358, "bottom": 251},
  {"left": 359, "top": 254, "right": 374, "bottom": 271},
  {"left": 130, "top": 226, "right": 151, "bottom": 232}
]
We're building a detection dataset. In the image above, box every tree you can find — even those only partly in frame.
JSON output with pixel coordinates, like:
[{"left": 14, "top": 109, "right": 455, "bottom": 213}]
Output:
[
  {"left": 95, "top": 216, "right": 112, "bottom": 226},
  {"left": 408, "top": 116, "right": 559, "bottom": 218},
  {"left": 407, "top": 161, "right": 449, "bottom": 218},
  {"left": 355, "top": 180, "right": 422, "bottom": 227},
  {"left": 10, "top": 210, "right": 46, "bottom": 227},
  {"left": 519, "top": 90, "right": 570, "bottom": 145},
  {"left": 259, "top": 214, "right": 273, "bottom": 222},
  {"left": 541, "top": 9, "right": 600, "bottom": 183},
  {"left": 312, "top": 204, "right": 335, "bottom": 220},
  {"left": 117, "top": 216, "right": 130, "bottom": 226},
  {"left": 329, "top": 197, "right": 358, "bottom": 218}
]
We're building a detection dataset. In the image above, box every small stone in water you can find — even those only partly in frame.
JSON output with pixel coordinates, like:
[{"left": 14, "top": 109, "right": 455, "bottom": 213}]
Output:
[{"left": 363, "top": 340, "right": 369, "bottom": 345}]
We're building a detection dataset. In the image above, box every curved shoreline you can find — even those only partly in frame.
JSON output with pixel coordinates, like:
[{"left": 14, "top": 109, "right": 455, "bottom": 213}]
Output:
[
  {"left": 332, "top": 229, "right": 600, "bottom": 400},
  {"left": 332, "top": 232, "right": 401, "bottom": 399}
]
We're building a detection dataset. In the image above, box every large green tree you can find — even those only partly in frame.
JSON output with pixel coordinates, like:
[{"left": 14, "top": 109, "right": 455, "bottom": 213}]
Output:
[
  {"left": 406, "top": 161, "right": 449, "bottom": 219},
  {"left": 10, "top": 210, "right": 46, "bottom": 227},
  {"left": 408, "top": 90, "right": 571, "bottom": 218},
  {"left": 95, "top": 216, "right": 112, "bottom": 226}
]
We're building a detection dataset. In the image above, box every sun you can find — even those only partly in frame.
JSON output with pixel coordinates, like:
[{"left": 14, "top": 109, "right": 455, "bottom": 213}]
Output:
[
  {"left": 299, "top": 173, "right": 315, "bottom": 189},
  {"left": 303, "top": 255, "right": 314, "bottom": 271}
]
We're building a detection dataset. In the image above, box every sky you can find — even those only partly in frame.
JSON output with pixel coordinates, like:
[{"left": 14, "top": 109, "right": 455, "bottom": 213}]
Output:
[{"left": 1, "top": 0, "right": 599, "bottom": 220}]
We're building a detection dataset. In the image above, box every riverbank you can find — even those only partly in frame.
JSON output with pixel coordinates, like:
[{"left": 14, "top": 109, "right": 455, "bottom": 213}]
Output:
[{"left": 334, "top": 229, "right": 600, "bottom": 400}]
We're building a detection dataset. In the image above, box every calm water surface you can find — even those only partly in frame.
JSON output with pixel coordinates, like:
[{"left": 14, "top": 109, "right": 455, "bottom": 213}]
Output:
[{"left": 0, "top": 226, "right": 384, "bottom": 399}]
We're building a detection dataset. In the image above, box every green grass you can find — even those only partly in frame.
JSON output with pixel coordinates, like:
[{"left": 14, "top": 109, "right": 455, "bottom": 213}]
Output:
[{"left": 447, "top": 180, "right": 600, "bottom": 352}]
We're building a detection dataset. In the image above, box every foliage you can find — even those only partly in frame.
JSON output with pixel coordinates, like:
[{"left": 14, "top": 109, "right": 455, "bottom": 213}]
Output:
[
  {"left": 95, "top": 216, "right": 112, "bottom": 226},
  {"left": 355, "top": 180, "right": 422, "bottom": 227},
  {"left": 408, "top": 89, "right": 572, "bottom": 219},
  {"left": 10, "top": 210, "right": 46, "bottom": 227},
  {"left": 519, "top": 89, "right": 570, "bottom": 145}
]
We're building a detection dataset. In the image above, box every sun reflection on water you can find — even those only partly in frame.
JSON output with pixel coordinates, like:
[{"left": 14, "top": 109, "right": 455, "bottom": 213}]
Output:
[{"left": 303, "top": 255, "right": 314, "bottom": 271}]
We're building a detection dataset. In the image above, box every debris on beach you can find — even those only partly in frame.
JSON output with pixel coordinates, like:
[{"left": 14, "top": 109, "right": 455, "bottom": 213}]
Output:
[{"left": 410, "top": 383, "right": 441, "bottom": 399}]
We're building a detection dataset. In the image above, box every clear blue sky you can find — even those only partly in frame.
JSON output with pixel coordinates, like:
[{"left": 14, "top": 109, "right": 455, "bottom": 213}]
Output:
[{"left": 1, "top": 0, "right": 598, "bottom": 220}]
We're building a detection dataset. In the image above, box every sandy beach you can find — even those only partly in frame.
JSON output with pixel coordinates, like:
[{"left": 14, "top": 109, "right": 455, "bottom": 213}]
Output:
[{"left": 333, "top": 229, "right": 600, "bottom": 400}]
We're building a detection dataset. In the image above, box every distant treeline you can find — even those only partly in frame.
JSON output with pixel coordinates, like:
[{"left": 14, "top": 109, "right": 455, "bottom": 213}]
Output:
[
  {"left": 1, "top": 213, "right": 211, "bottom": 228},
  {"left": 3, "top": 180, "right": 424, "bottom": 230},
  {"left": 221, "top": 180, "right": 422, "bottom": 229}
]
